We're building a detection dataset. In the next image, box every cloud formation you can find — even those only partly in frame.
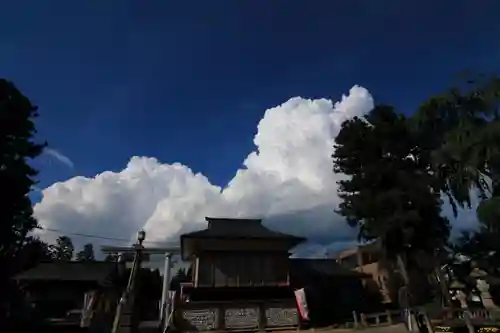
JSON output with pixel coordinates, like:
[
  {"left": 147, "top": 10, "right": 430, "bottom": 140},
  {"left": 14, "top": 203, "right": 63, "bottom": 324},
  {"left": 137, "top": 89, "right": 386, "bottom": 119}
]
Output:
[
  {"left": 44, "top": 147, "right": 74, "bottom": 169},
  {"left": 36, "top": 85, "right": 456, "bottom": 257}
]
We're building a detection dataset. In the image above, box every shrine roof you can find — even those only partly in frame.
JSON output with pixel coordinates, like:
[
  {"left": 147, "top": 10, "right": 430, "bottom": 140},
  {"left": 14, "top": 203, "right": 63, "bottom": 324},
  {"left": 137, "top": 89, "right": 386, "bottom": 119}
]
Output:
[
  {"left": 181, "top": 217, "right": 306, "bottom": 242},
  {"left": 290, "top": 259, "right": 370, "bottom": 278},
  {"left": 14, "top": 261, "right": 117, "bottom": 284}
]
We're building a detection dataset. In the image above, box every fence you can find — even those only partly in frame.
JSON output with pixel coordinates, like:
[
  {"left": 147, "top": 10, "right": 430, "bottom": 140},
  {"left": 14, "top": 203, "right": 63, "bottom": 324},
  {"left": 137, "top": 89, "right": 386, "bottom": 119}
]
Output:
[
  {"left": 352, "top": 309, "right": 402, "bottom": 329},
  {"left": 440, "top": 307, "right": 498, "bottom": 321}
]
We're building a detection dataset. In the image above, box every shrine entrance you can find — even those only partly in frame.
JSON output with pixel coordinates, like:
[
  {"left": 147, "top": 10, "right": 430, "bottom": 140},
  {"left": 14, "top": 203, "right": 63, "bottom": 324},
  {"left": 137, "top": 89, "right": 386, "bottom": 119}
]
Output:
[
  {"left": 100, "top": 244, "right": 180, "bottom": 325},
  {"left": 175, "top": 217, "right": 306, "bottom": 332}
]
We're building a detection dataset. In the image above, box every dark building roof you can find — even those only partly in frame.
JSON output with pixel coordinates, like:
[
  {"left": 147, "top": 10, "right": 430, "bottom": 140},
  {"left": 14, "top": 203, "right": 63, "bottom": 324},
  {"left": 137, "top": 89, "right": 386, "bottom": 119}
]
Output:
[
  {"left": 14, "top": 261, "right": 117, "bottom": 284},
  {"left": 181, "top": 217, "right": 306, "bottom": 242},
  {"left": 290, "top": 259, "right": 370, "bottom": 279}
]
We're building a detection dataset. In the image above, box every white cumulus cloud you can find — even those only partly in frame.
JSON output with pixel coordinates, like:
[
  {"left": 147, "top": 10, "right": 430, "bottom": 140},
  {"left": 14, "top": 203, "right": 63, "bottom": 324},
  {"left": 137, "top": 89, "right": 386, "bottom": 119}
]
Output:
[{"left": 34, "top": 86, "right": 375, "bottom": 256}]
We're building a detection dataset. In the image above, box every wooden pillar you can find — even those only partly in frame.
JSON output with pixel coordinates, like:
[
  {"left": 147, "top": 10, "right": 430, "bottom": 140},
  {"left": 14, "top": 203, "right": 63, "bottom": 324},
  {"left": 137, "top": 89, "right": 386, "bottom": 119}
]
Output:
[
  {"left": 360, "top": 313, "right": 367, "bottom": 328},
  {"left": 421, "top": 311, "right": 435, "bottom": 333},
  {"left": 194, "top": 257, "right": 200, "bottom": 287},
  {"left": 259, "top": 302, "right": 266, "bottom": 331},
  {"left": 352, "top": 311, "right": 359, "bottom": 328},
  {"left": 160, "top": 253, "right": 173, "bottom": 322}
]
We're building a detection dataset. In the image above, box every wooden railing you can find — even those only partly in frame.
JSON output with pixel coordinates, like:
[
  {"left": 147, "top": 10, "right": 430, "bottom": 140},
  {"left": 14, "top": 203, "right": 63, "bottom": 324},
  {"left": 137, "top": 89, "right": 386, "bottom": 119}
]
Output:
[
  {"left": 350, "top": 307, "right": 500, "bottom": 332},
  {"left": 440, "top": 307, "right": 498, "bottom": 321},
  {"left": 175, "top": 299, "right": 299, "bottom": 332},
  {"left": 429, "top": 308, "right": 500, "bottom": 333}
]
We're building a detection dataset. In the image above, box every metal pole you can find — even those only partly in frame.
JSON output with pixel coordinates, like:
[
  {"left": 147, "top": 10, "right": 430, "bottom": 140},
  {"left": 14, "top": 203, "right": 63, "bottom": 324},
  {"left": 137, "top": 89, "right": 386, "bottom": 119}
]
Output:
[
  {"left": 160, "top": 253, "right": 172, "bottom": 321},
  {"left": 112, "top": 246, "right": 140, "bottom": 333},
  {"left": 112, "top": 231, "right": 145, "bottom": 333}
]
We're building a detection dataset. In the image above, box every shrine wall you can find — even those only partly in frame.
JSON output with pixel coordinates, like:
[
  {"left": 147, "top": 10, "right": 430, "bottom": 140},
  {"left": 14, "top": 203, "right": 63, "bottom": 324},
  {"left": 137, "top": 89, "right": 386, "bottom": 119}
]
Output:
[
  {"left": 176, "top": 299, "right": 299, "bottom": 332},
  {"left": 196, "top": 252, "right": 289, "bottom": 287}
]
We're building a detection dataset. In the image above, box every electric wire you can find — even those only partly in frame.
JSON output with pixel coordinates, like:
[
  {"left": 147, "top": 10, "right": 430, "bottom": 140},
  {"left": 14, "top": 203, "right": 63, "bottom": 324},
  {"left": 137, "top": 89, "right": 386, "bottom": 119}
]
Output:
[{"left": 34, "top": 225, "right": 178, "bottom": 246}]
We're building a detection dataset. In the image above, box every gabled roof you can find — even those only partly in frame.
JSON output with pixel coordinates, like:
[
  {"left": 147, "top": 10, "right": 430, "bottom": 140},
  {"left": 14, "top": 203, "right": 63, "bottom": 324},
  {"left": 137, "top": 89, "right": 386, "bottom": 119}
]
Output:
[
  {"left": 333, "top": 240, "right": 380, "bottom": 259},
  {"left": 181, "top": 217, "right": 306, "bottom": 242},
  {"left": 290, "top": 259, "right": 370, "bottom": 278},
  {"left": 14, "top": 261, "right": 117, "bottom": 283}
]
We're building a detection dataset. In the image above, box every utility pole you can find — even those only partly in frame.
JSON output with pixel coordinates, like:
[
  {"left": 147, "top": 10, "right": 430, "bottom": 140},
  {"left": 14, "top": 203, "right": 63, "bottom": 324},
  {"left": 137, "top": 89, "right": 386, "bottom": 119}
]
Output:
[{"left": 111, "top": 230, "right": 146, "bottom": 333}]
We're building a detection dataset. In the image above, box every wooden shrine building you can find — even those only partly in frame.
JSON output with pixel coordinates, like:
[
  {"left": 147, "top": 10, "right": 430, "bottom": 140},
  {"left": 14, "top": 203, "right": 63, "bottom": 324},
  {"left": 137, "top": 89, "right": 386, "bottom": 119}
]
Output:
[
  {"left": 14, "top": 261, "right": 123, "bottom": 331},
  {"left": 175, "top": 217, "right": 306, "bottom": 332}
]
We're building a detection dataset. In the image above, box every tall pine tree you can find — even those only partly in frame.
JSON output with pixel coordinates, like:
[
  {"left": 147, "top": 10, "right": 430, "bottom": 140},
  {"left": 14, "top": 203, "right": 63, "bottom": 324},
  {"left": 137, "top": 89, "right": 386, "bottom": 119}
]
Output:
[
  {"left": 333, "top": 105, "right": 450, "bottom": 306},
  {"left": 0, "top": 79, "right": 45, "bottom": 273},
  {"left": 0, "top": 79, "right": 46, "bottom": 331}
]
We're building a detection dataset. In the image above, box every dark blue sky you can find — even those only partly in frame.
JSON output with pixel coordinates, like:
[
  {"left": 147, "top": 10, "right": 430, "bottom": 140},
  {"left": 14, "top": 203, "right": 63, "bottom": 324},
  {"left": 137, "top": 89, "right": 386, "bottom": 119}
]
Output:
[{"left": 2, "top": 0, "right": 500, "bottom": 189}]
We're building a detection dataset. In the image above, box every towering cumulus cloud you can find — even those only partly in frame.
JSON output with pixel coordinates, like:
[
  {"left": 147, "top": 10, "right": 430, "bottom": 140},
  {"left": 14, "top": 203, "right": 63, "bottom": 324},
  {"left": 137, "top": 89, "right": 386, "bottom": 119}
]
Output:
[{"left": 33, "top": 86, "right": 374, "bottom": 256}]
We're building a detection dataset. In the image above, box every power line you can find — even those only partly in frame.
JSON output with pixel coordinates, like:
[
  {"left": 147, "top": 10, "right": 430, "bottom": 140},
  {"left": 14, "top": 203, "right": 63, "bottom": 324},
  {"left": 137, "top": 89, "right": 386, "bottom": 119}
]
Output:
[
  {"left": 35, "top": 225, "right": 178, "bottom": 246},
  {"left": 37, "top": 226, "right": 131, "bottom": 242}
]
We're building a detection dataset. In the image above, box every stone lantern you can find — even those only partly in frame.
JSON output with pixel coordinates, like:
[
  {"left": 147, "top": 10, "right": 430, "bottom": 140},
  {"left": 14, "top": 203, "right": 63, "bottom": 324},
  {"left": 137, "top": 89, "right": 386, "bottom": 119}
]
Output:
[
  {"left": 469, "top": 262, "right": 497, "bottom": 309},
  {"left": 449, "top": 280, "right": 468, "bottom": 309}
]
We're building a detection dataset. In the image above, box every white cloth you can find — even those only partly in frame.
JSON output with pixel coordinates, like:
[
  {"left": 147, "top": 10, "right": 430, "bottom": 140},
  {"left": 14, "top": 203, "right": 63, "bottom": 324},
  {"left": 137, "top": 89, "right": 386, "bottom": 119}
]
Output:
[{"left": 81, "top": 291, "right": 97, "bottom": 327}]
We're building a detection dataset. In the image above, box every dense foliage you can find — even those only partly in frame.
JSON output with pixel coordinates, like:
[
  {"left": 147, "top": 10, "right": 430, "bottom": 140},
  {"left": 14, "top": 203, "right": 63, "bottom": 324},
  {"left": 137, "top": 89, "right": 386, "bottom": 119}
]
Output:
[
  {"left": 333, "top": 74, "right": 500, "bottom": 307},
  {"left": 333, "top": 105, "right": 450, "bottom": 258},
  {"left": 0, "top": 79, "right": 46, "bottom": 331},
  {"left": 49, "top": 235, "right": 75, "bottom": 261},
  {"left": 413, "top": 74, "right": 500, "bottom": 213},
  {"left": 76, "top": 243, "right": 96, "bottom": 261},
  {"left": 0, "top": 79, "right": 45, "bottom": 273},
  {"left": 415, "top": 75, "right": 500, "bottom": 273}
]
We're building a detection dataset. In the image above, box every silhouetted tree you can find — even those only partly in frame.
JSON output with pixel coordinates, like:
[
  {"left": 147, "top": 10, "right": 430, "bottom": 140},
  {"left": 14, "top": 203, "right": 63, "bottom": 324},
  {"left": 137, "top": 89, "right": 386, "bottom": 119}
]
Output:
[
  {"left": 14, "top": 236, "right": 52, "bottom": 272},
  {"left": 136, "top": 268, "right": 162, "bottom": 320},
  {"left": 413, "top": 74, "right": 500, "bottom": 214},
  {"left": 49, "top": 236, "right": 74, "bottom": 261},
  {"left": 104, "top": 253, "right": 118, "bottom": 262},
  {"left": 76, "top": 243, "right": 95, "bottom": 261},
  {"left": 333, "top": 105, "right": 450, "bottom": 306},
  {"left": 175, "top": 267, "right": 188, "bottom": 281},
  {"left": 0, "top": 78, "right": 46, "bottom": 331},
  {"left": 455, "top": 199, "right": 500, "bottom": 274},
  {"left": 0, "top": 78, "right": 46, "bottom": 267},
  {"left": 414, "top": 73, "right": 500, "bottom": 275}
]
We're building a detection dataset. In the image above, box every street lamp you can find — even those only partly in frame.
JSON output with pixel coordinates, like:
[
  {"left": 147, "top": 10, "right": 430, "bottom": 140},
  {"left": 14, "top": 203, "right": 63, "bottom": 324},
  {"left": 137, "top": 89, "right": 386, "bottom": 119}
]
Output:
[{"left": 137, "top": 230, "right": 146, "bottom": 245}]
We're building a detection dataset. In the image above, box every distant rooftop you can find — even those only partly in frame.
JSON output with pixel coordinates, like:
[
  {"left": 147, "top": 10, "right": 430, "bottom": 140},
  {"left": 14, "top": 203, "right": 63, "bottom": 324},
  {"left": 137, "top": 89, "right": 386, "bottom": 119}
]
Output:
[
  {"left": 290, "top": 258, "right": 369, "bottom": 278},
  {"left": 14, "top": 261, "right": 117, "bottom": 284},
  {"left": 333, "top": 240, "right": 380, "bottom": 259}
]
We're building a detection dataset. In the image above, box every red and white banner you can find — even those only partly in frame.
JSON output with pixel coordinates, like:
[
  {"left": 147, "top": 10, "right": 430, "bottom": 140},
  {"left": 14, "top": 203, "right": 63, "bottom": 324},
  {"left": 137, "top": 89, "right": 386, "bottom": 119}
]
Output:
[{"left": 294, "top": 288, "right": 310, "bottom": 321}]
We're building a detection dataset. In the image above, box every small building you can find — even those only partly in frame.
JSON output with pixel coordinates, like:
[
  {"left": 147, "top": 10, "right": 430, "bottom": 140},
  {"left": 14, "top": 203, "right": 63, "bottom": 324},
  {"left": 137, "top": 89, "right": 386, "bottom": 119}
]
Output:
[
  {"left": 289, "top": 259, "right": 370, "bottom": 326},
  {"left": 334, "top": 242, "right": 394, "bottom": 304},
  {"left": 14, "top": 261, "right": 123, "bottom": 331},
  {"left": 177, "top": 217, "right": 306, "bottom": 332}
]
